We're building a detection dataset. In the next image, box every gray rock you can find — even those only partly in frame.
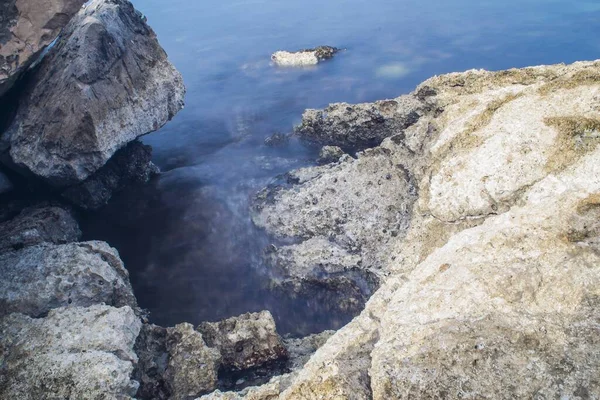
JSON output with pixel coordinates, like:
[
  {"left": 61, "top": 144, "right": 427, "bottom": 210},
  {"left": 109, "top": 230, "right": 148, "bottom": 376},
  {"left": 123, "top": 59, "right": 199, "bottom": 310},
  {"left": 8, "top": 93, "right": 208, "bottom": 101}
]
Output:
[
  {"left": 0, "top": 240, "right": 137, "bottom": 318},
  {"left": 0, "top": 0, "right": 86, "bottom": 96},
  {"left": 0, "top": 169, "right": 12, "bottom": 193},
  {"left": 2, "top": 0, "right": 185, "bottom": 187},
  {"left": 0, "top": 305, "right": 141, "bottom": 399},
  {"left": 295, "top": 94, "right": 427, "bottom": 151},
  {"left": 264, "top": 132, "right": 290, "bottom": 147},
  {"left": 284, "top": 330, "right": 335, "bottom": 371},
  {"left": 198, "top": 311, "right": 288, "bottom": 372},
  {"left": 317, "top": 145, "right": 344, "bottom": 165},
  {"left": 165, "top": 323, "right": 221, "bottom": 400},
  {"left": 134, "top": 324, "right": 171, "bottom": 400},
  {"left": 272, "top": 46, "right": 340, "bottom": 67},
  {"left": 62, "top": 140, "right": 159, "bottom": 210},
  {"left": 0, "top": 205, "right": 81, "bottom": 252}
]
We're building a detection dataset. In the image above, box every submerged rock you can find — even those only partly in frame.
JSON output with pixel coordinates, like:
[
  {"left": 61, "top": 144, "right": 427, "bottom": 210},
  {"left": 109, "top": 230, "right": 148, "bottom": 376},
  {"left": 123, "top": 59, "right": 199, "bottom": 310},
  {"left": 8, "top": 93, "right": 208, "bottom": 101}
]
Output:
[
  {"left": 165, "top": 323, "right": 221, "bottom": 399},
  {"left": 198, "top": 311, "right": 288, "bottom": 372},
  {"left": 0, "top": 305, "right": 141, "bottom": 399},
  {"left": 271, "top": 46, "right": 340, "bottom": 67},
  {"left": 0, "top": 0, "right": 86, "bottom": 96},
  {"left": 62, "top": 140, "right": 159, "bottom": 210},
  {"left": 1, "top": 0, "right": 185, "bottom": 187},
  {"left": 0, "top": 170, "right": 12, "bottom": 194},
  {"left": 0, "top": 205, "right": 81, "bottom": 252},
  {"left": 0, "top": 240, "right": 137, "bottom": 318},
  {"left": 264, "top": 132, "right": 290, "bottom": 147},
  {"left": 283, "top": 330, "right": 335, "bottom": 371},
  {"left": 316, "top": 145, "right": 344, "bottom": 165},
  {"left": 295, "top": 94, "right": 429, "bottom": 151}
]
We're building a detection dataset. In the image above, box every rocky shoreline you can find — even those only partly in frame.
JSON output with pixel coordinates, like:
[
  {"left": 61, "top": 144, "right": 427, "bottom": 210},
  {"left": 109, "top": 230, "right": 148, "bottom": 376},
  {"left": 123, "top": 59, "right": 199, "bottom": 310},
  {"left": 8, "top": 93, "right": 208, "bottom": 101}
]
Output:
[{"left": 1, "top": 0, "right": 600, "bottom": 399}]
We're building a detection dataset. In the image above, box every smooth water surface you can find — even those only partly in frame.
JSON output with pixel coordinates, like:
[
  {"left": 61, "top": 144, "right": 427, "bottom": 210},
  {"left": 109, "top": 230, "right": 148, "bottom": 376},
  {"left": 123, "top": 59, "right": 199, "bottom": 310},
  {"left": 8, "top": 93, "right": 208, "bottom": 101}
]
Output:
[{"left": 82, "top": 0, "right": 600, "bottom": 335}]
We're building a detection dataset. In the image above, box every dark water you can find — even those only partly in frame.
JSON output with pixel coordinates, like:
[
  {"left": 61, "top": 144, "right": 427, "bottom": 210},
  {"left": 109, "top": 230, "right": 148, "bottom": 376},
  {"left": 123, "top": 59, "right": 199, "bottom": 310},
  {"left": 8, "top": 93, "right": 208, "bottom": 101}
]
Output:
[{"left": 82, "top": 0, "right": 600, "bottom": 335}]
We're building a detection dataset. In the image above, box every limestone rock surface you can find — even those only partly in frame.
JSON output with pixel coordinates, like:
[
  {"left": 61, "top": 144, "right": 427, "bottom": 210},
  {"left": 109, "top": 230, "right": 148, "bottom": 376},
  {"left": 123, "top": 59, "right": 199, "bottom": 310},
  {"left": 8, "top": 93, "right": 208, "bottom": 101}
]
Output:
[
  {"left": 0, "top": 240, "right": 137, "bottom": 317},
  {"left": 198, "top": 311, "right": 288, "bottom": 372},
  {"left": 0, "top": 0, "right": 86, "bottom": 96},
  {"left": 0, "top": 305, "right": 141, "bottom": 399},
  {"left": 165, "top": 323, "right": 221, "bottom": 399},
  {"left": 2, "top": 0, "right": 185, "bottom": 187},
  {"left": 240, "top": 60, "right": 600, "bottom": 399}
]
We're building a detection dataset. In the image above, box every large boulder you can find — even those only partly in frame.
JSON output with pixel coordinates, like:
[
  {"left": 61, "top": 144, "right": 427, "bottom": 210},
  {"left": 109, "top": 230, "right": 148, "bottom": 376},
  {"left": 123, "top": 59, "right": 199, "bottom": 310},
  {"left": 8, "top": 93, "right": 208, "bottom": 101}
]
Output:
[
  {"left": 0, "top": 0, "right": 86, "bottom": 96},
  {"left": 0, "top": 305, "right": 141, "bottom": 399},
  {"left": 1, "top": 0, "right": 185, "bottom": 187},
  {"left": 0, "top": 240, "right": 137, "bottom": 317},
  {"left": 0, "top": 205, "right": 81, "bottom": 252},
  {"left": 236, "top": 60, "right": 600, "bottom": 399}
]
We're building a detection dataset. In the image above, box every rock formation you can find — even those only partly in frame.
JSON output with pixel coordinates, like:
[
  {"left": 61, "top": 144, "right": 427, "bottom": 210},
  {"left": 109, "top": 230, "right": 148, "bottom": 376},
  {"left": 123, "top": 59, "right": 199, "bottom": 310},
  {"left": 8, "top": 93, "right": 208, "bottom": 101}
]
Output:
[
  {"left": 0, "top": 0, "right": 86, "bottom": 96},
  {"left": 216, "top": 60, "right": 600, "bottom": 399},
  {"left": 1, "top": 0, "right": 185, "bottom": 187},
  {"left": 271, "top": 46, "right": 340, "bottom": 67}
]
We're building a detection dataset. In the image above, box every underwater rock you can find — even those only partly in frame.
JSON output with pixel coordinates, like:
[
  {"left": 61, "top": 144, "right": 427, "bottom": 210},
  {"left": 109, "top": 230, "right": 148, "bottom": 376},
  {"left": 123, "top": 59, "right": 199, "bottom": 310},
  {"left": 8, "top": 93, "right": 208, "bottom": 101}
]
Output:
[
  {"left": 0, "top": 205, "right": 81, "bottom": 253},
  {"left": 62, "top": 140, "right": 159, "bottom": 210},
  {"left": 1, "top": 0, "right": 185, "bottom": 187},
  {"left": 0, "top": 305, "right": 141, "bottom": 399},
  {"left": 0, "top": 0, "right": 86, "bottom": 96},
  {"left": 0, "top": 170, "right": 12, "bottom": 194},
  {"left": 198, "top": 311, "right": 288, "bottom": 372},
  {"left": 0, "top": 240, "right": 137, "bottom": 318},
  {"left": 264, "top": 132, "right": 290, "bottom": 147},
  {"left": 271, "top": 46, "right": 339, "bottom": 67}
]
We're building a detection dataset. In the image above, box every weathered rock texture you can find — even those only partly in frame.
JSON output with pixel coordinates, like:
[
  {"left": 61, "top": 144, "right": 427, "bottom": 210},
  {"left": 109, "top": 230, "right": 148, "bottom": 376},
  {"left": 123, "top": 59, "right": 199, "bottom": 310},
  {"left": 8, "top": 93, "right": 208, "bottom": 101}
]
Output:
[
  {"left": 295, "top": 94, "right": 430, "bottom": 151},
  {"left": 134, "top": 324, "right": 171, "bottom": 400},
  {"left": 199, "top": 311, "right": 288, "bottom": 372},
  {"left": 316, "top": 145, "right": 344, "bottom": 165},
  {"left": 231, "top": 60, "right": 600, "bottom": 399},
  {"left": 0, "top": 305, "right": 141, "bottom": 399},
  {"left": 0, "top": 0, "right": 86, "bottom": 96},
  {"left": 1, "top": 0, "right": 185, "bottom": 187},
  {"left": 0, "top": 240, "right": 137, "bottom": 317},
  {"left": 166, "top": 323, "right": 221, "bottom": 399},
  {"left": 271, "top": 46, "right": 339, "bottom": 67},
  {"left": 62, "top": 140, "right": 159, "bottom": 210},
  {"left": 0, "top": 205, "right": 80, "bottom": 252}
]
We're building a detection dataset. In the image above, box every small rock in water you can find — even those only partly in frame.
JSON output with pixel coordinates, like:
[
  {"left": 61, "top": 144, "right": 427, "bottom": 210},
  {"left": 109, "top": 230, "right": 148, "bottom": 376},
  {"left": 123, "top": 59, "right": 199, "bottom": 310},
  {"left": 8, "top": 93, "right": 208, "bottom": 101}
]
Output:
[
  {"left": 271, "top": 46, "right": 340, "bottom": 67},
  {"left": 264, "top": 132, "right": 290, "bottom": 147},
  {"left": 317, "top": 145, "right": 345, "bottom": 165}
]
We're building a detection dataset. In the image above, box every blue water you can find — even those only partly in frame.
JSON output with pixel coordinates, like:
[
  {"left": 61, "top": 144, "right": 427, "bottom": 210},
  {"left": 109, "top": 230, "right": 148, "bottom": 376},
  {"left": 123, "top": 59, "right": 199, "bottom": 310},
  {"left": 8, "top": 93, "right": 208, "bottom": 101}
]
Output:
[{"left": 83, "top": 0, "right": 600, "bottom": 335}]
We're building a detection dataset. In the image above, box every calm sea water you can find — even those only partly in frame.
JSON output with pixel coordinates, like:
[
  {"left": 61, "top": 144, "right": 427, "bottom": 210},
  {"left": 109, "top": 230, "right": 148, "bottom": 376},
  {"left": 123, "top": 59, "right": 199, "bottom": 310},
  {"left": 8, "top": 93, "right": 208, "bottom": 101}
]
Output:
[{"left": 82, "top": 0, "right": 600, "bottom": 335}]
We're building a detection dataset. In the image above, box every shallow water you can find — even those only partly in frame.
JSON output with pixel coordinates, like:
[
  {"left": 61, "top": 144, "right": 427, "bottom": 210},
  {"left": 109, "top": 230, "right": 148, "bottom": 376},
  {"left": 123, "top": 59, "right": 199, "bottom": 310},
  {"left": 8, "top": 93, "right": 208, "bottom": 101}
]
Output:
[{"left": 82, "top": 0, "right": 600, "bottom": 335}]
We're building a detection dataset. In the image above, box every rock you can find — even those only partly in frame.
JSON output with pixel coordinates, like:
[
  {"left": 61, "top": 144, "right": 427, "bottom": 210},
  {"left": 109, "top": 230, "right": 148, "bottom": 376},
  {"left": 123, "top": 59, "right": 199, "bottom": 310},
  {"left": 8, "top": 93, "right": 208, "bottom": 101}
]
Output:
[
  {"left": 271, "top": 46, "right": 339, "bottom": 67},
  {"left": 295, "top": 94, "right": 429, "bottom": 151},
  {"left": 134, "top": 324, "right": 171, "bottom": 400},
  {"left": 165, "top": 323, "right": 221, "bottom": 399},
  {"left": 0, "top": 205, "right": 81, "bottom": 252},
  {"left": 0, "top": 305, "right": 141, "bottom": 399},
  {"left": 264, "top": 132, "right": 289, "bottom": 147},
  {"left": 316, "top": 145, "right": 344, "bottom": 165},
  {"left": 283, "top": 330, "right": 335, "bottom": 371},
  {"left": 253, "top": 148, "right": 419, "bottom": 315},
  {"left": 0, "top": 240, "right": 137, "bottom": 317},
  {"left": 238, "top": 60, "right": 600, "bottom": 399},
  {"left": 0, "top": 170, "right": 12, "bottom": 193},
  {"left": 62, "top": 140, "right": 159, "bottom": 210},
  {"left": 0, "top": 0, "right": 86, "bottom": 96},
  {"left": 198, "top": 311, "right": 288, "bottom": 372},
  {"left": 2, "top": 0, "right": 185, "bottom": 187}
]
